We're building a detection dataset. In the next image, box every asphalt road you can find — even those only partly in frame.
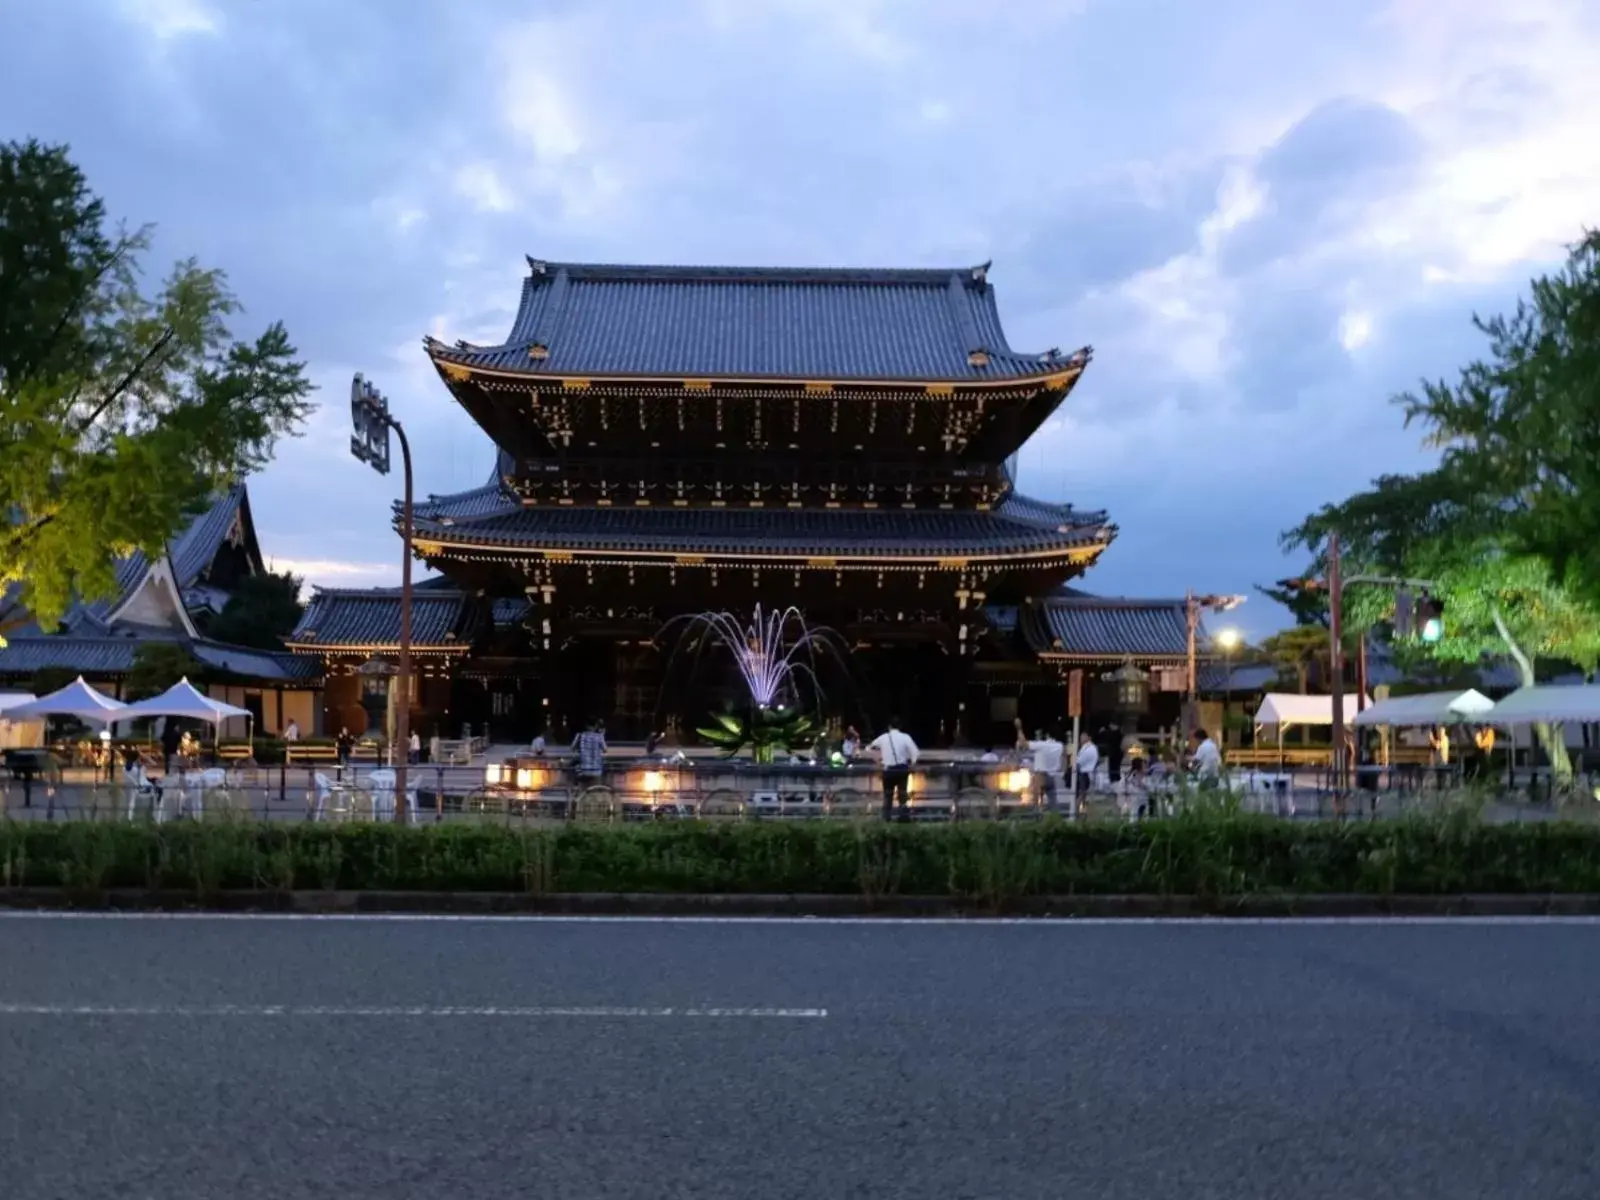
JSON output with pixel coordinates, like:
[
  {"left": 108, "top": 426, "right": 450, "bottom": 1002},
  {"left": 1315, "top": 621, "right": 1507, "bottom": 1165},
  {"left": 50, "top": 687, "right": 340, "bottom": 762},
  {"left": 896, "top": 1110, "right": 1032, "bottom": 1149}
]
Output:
[{"left": 2, "top": 915, "right": 1598, "bottom": 1199}]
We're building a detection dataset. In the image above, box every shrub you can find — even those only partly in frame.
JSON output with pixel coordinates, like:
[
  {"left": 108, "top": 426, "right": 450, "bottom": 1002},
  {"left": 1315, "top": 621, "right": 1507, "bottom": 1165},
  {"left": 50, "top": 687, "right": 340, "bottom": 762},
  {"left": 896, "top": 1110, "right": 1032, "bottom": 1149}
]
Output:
[{"left": 4, "top": 813, "right": 1600, "bottom": 900}]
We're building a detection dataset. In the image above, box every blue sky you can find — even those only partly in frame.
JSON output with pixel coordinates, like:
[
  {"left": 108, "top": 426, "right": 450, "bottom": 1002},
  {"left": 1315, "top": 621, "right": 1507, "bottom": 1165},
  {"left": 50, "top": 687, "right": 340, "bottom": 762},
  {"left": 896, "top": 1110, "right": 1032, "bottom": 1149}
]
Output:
[{"left": 4, "top": 0, "right": 1597, "bottom": 638}]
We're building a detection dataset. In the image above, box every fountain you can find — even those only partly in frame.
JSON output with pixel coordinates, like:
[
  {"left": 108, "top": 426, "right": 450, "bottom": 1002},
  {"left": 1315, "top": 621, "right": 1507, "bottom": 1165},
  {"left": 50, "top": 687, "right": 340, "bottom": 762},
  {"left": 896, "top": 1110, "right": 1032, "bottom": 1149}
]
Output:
[{"left": 660, "top": 605, "right": 847, "bottom": 762}]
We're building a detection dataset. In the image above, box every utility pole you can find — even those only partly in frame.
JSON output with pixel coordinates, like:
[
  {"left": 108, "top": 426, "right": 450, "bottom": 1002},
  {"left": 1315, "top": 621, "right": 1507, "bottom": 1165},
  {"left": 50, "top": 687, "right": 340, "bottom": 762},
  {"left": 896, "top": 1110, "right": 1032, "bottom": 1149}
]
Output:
[
  {"left": 351, "top": 374, "right": 415, "bottom": 824},
  {"left": 1327, "top": 533, "right": 1345, "bottom": 792}
]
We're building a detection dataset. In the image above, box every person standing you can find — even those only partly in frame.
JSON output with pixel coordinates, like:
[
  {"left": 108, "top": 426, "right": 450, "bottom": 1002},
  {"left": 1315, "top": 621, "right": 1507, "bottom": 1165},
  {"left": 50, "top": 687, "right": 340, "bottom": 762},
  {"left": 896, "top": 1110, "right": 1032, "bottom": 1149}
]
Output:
[
  {"left": 1188, "top": 727, "right": 1222, "bottom": 783},
  {"left": 408, "top": 729, "right": 421, "bottom": 765},
  {"left": 283, "top": 717, "right": 300, "bottom": 744},
  {"left": 869, "top": 716, "right": 919, "bottom": 823},
  {"left": 335, "top": 726, "right": 354, "bottom": 774},
  {"left": 1073, "top": 731, "right": 1099, "bottom": 817},
  {"left": 572, "top": 720, "right": 607, "bottom": 782},
  {"left": 1014, "top": 718, "right": 1065, "bottom": 809},
  {"left": 160, "top": 718, "right": 182, "bottom": 776}
]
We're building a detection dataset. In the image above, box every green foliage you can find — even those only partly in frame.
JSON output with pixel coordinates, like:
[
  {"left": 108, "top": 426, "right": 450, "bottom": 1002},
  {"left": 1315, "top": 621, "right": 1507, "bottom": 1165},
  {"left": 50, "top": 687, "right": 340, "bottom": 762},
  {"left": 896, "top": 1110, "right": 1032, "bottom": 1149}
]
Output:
[
  {"left": 7, "top": 815, "right": 1600, "bottom": 901},
  {"left": 200, "top": 569, "right": 304, "bottom": 649},
  {"left": 124, "top": 642, "right": 205, "bottom": 700},
  {"left": 1399, "top": 230, "right": 1600, "bottom": 609},
  {"left": 0, "top": 139, "right": 314, "bottom": 630},
  {"left": 695, "top": 704, "right": 820, "bottom": 763},
  {"left": 27, "top": 666, "right": 76, "bottom": 697},
  {"left": 1255, "top": 577, "right": 1329, "bottom": 627},
  {"left": 1258, "top": 626, "right": 1333, "bottom": 693}
]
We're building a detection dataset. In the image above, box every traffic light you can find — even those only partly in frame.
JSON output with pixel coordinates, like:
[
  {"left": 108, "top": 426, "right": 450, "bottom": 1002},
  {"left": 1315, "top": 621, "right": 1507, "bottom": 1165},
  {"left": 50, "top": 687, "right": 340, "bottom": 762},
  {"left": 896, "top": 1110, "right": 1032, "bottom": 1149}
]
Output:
[
  {"left": 1417, "top": 592, "right": 1445, "bottom": 643},
  {"left": 1392, "top": 589, "right": 1414, "bottom": 639}
]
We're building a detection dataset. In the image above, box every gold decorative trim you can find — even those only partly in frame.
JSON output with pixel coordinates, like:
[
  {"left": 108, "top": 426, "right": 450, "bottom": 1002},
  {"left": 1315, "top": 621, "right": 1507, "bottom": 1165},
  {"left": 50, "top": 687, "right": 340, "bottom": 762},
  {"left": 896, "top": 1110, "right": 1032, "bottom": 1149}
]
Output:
[
  {"left": 561, "top": 378, "right": 591, "bottom": 390},
  {"left": 422, "top": 348, "right": 1086, "bottom": 393},
  {"left": 924, "top": 383, "right": 955, "bottom": 396},
  {"left": 419, "top": 540, "right": 1108, "bottom": 568},
  {"left": 682, "top": 379, "right": 714, "bottom": 391},
  {"left": 804, "top": 382, "right": 833, "bottom": 394}
]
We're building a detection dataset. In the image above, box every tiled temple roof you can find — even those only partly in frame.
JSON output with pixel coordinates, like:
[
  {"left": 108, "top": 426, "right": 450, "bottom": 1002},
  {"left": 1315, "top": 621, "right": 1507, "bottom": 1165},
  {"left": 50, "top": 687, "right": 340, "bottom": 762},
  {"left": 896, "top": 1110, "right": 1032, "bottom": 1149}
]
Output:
[
  {"left": 1020, "top": 593, "right": 1204, "bottom": 661},
  {"left": 410, "top": 493, "right": 1112, "bottom": 560},
  {"left": 425, "top": 259, "right": 1089, "bottom": 384},
  {"left": 287, "top": 587, "right": 477, "bottom": 651},
  {"left": 0, "top": 633, "right": 319, "bottom": 682}
]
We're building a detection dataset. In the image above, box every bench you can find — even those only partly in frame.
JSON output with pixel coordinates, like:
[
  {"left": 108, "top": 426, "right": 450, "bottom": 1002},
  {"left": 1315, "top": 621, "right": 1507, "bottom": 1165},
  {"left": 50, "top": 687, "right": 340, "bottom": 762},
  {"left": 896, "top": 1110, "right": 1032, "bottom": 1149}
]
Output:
[{"left": 286, "top": 744, "right": 341, "bottom": 766}]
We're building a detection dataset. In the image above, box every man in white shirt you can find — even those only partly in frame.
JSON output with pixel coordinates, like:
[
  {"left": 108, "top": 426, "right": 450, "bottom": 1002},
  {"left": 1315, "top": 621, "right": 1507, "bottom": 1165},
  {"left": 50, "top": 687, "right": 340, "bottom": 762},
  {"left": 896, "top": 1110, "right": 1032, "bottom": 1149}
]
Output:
[
  {"left": 1188, "top": 727, "right": 1222, "bottom": 782},
  {"left": 1014, "top": 719, "right": 1064, "bottom": 808},
  {"left": 869, "top": 716, "right": 919, "bottom": 823},
  {"left": 1073, "top": 732, "right": 1100, "bottom": 817},
  {"left": 283, "top": 718, "right": 300, "bottom": 743}
]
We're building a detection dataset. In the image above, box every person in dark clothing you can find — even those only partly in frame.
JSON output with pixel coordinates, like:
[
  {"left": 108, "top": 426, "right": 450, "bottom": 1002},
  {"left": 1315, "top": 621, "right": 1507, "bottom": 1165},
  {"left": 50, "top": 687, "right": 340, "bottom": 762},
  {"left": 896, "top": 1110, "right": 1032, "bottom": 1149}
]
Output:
[
  {"left": 1103, "top": 721, "right": 1125, "bottom": 785},
  {"left": 160, "top": 720, "right": 182, "bottom": 774},
  {"left": 335, "top": 727, "right": 354, "bottom": 769}
]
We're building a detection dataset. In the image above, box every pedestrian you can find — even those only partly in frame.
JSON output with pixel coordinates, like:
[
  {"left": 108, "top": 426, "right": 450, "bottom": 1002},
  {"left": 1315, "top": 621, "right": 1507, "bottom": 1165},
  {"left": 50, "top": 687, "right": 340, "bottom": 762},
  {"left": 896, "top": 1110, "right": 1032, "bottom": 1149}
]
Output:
[
  {"left": 572, "top": 719, "right": 607, "bottom": 782},
  {"left": 1014, "top": 718, "right": 1064, "bottom": 809},
  {"left": 841, "top": 726, "right": 860, "bottom": 760},
  {"left": 529, "top": 730, "right": 546, "bottom": 756},
  {"left": 1073, "top": 731, "right": 1099, "bottom": 817},
  {"left": 1188, "top": 727, "right": 1222, "bottom": 782},
  {"left": 335, "top": 726, "right": 353, "bottom": 769},
  {"left": 283, "top": 717, "right": 300, "bottom": 743},
  {"left": 408, "top": 729, "right": 421, "bottom": 765},
  {"left": 869, "top": 716, "right": 918, "bottom": 822},
  {"left": 1104, "top": 720, "right": 1124, "bottom": 785},
  {"left": 160, "top": 718, "right": 182, "bottom": 775}
]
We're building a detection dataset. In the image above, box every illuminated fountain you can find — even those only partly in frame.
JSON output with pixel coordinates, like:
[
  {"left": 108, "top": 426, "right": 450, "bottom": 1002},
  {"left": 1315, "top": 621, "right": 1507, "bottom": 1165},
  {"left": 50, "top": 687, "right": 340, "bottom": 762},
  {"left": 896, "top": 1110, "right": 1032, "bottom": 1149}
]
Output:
[{"left": 661, "top": 604, "right": 846, "bottom": 762}]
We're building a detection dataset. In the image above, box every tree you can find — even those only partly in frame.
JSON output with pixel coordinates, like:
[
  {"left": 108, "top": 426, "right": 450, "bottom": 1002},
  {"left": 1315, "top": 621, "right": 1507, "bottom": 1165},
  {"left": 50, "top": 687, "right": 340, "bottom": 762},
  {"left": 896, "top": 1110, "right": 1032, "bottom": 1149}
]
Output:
[
  {"left": 1255, "top": 577, "right": 1329, "bottom": 628},
  {"left": 1259, "top": 626, "right": 1332, "bottom": 694},
  {"left": 1395, "top": 230, "right": 1600, "bottom": 609},
  {"left": 28, "top": 666, "right": 76, "bottom": 697},
  {"left": 125, "top": 642, "right": 205, "bottom": 701},
  {"left": 200, "top": 569, "right": 304, "bottom": 649},
  {"left": 1287, "top": 476, "right": 1600, "bottom": 782},
  {"left": 0, "top": 139, "right": 313, "bottom": 633}
]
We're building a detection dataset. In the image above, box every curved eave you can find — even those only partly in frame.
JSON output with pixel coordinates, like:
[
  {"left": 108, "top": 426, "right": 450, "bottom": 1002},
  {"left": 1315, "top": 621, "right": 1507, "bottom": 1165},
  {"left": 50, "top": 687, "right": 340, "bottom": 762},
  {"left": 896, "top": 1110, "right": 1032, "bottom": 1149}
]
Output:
[
  {"left": 405, "top": 533, "right": 1114, "bottom": 568},
  {"left": 282, "top": 640, "right": 473, "bottom": 656},
  {"left": 424, "top": 340, "right": 1090, "bottom": 394}
]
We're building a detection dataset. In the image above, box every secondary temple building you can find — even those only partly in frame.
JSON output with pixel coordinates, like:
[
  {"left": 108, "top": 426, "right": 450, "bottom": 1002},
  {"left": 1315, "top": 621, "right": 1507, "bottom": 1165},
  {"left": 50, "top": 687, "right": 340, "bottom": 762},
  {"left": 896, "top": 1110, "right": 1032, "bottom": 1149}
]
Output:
[{"left": 288, "top": 258, "right": 1215, "bottom": 746}]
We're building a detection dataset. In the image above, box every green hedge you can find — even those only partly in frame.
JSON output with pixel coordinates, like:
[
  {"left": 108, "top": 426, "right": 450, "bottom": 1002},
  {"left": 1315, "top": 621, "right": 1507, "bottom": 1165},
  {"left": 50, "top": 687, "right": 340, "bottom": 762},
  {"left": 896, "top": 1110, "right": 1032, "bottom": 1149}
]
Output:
[{"left": 5, "top": 814, "right": 1600, "bottom": 901}]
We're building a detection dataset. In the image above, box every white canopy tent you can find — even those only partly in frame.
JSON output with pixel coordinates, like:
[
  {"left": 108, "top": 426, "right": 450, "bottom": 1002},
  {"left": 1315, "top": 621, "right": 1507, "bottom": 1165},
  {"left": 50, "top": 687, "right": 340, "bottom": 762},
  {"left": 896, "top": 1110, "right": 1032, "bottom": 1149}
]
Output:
[
  {"left": 1488, "top": 684, "right": 1600, "bottom": 726},
  {"left": 1, "top": 676, "right": 128, "bottom": 725},
  {"left": 1253, "top": 693, "right": 1370, "bottom": 728},
  {"left": 1353, "top": 689, "right": 1494, "bottom": 728},
  {"left": 120, "top": 678, "right": 253, "bottom": 744},
  {"left": 0, "top": 691, "right": 45, "bottom": 749}
]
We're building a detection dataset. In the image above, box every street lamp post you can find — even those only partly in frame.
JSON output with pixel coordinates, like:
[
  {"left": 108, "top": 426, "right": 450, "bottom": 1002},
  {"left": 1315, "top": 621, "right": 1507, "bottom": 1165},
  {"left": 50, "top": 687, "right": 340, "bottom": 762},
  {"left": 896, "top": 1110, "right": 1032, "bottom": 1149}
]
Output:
[
  {"left": 1214, "top": 628, "right": 1241, "bottom": 747},
  {"left": 350, "top": 374, "right": 414, "bottom": 824},
  {"left": 1185, "top": 591, "right": 1247, "bottom": 734}
]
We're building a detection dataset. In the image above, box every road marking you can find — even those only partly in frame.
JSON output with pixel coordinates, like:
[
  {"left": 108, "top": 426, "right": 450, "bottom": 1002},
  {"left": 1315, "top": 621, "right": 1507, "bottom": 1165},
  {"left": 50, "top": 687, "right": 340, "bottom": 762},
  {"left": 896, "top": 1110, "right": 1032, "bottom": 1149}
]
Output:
[
  {"left": 0, "top": 1002, "right": 826, "bottom": 1019},
  {"left": 3, "top": 912, "right": 1599, "bottom": 927}
]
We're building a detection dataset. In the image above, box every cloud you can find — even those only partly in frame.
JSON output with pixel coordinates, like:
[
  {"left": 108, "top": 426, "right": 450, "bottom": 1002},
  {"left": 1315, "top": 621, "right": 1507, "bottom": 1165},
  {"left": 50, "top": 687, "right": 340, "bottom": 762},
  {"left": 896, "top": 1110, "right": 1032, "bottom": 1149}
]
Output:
[
  {"left": 118, "top": 0, "right": 219, "bottom": 40},
  {"left": 5, "top": 0, "right": 1598, "bottom": 638}
]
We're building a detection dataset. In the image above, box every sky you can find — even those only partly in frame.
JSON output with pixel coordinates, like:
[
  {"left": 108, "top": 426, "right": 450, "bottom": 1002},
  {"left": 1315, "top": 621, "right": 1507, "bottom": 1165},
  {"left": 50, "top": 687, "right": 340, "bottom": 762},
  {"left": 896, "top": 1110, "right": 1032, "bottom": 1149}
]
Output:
[{"left": 3, "top": 0, "right": 1598, "bottom": 639}]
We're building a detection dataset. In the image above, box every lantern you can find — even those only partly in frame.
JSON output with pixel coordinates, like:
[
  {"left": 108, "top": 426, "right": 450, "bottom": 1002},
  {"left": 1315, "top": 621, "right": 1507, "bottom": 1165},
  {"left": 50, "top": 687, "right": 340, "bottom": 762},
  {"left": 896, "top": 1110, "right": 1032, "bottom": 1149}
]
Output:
[{"left": 1102, "top": 658, "right": 1149, "bottom": 715}]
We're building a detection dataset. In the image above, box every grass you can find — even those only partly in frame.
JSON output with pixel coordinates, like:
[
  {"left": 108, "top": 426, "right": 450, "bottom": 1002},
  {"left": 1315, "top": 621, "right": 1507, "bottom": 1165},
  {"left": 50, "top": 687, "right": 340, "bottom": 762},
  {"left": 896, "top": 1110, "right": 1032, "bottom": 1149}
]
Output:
[{"left": 5, "top": 810, "right": 1600, "bottom": 904}]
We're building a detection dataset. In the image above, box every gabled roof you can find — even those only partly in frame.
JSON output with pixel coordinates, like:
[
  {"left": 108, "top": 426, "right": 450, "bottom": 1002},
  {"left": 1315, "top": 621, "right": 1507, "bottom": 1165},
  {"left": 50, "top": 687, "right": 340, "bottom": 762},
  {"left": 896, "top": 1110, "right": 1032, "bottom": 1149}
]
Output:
[
  {"left": 0, "top": 632, "right": 320, "bottom": 682},
  {"left": 1021, "top": 592, "right": 1203, "bottom": 661},
  {"left": 409, "top": 492, "right": 1113, "bottom": 561},
  {"left": 8, "top": 487, "right": 259, "bottom": 634},
  {"left": 286, "top": 587, "right": 478, "bottom": 651},
  {"left": 425, "top": 258, "right": 1090, "bottom": 384}
]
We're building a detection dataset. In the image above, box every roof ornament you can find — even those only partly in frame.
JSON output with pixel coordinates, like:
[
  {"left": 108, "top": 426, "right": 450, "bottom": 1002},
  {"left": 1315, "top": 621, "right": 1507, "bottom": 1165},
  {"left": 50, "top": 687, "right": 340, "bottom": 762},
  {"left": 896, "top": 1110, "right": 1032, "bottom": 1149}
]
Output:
[
  {"left": 526, "top": 257, "right": 549, "bottom": 276},
  {"left": 970, "top": 261, "right": 991, "bottom": 283}
]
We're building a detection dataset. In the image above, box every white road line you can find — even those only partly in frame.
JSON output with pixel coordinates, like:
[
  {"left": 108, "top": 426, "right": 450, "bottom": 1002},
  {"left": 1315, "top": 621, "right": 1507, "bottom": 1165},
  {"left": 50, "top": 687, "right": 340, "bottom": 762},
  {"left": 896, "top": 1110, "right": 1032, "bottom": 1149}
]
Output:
[
  {"left": 0, "top": 1002, "right": 826, "bottom": 1019},
  {"left": 2, "top": 912, "right": 1599, "bottom": 927}
]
